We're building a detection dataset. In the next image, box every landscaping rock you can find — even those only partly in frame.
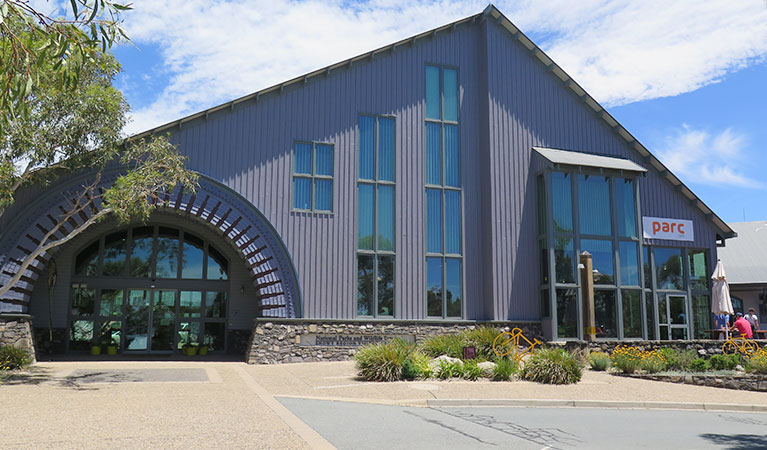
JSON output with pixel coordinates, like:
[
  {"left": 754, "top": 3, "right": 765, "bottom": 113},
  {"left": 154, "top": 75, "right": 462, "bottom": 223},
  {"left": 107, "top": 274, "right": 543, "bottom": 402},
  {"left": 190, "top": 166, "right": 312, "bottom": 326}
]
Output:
[
  {"left": 428, "top": 355, "right": 464, "bottom": 371},
  {"left": 478, "top": 361, "right": 497, "bottom": 377}
]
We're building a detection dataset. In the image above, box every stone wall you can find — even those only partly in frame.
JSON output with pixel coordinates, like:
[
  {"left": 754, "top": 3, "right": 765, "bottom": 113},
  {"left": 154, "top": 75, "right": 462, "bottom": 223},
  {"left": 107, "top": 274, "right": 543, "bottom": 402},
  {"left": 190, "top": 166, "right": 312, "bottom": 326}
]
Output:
[
  {"left": 559, "top": 340, "right": 740, "bottom": 357},
  {"left": 247, "top": 318, "right": 542, "bottom": 364},
  {"left": 618, "top": 373, "right": 767, "bottom": 392},
  {"left": 0, "top": 314, "right": 36, "bottom": 363}
]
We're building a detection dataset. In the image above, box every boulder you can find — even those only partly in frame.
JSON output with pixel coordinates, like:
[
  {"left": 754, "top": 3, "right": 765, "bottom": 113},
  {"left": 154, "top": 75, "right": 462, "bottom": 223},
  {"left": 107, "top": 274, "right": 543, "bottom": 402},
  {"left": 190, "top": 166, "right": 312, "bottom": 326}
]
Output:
[
  {"left": 477, "top": 361, "right": 497, "bottom": 377},
  {"left": 428, "top": 355, "right": 464, "bottom": 371}
]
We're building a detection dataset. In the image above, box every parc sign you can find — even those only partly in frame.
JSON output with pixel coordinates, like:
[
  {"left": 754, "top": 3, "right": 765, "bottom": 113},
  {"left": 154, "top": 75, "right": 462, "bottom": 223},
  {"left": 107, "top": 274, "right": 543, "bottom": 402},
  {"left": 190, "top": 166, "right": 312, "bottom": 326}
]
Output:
[{"left": 642, "top": 217, "right": 694, "bottom": 242}]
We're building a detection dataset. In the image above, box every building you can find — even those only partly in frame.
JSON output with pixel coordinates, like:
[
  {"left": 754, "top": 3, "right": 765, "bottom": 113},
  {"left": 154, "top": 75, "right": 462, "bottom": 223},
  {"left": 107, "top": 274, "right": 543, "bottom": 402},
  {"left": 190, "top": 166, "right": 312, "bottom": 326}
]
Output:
[
  {"left": 0, "top": 5, "right": 736, "bottom": 362},
  {"left": 717, "top": 222, "right": 767, "bottom": 320}
]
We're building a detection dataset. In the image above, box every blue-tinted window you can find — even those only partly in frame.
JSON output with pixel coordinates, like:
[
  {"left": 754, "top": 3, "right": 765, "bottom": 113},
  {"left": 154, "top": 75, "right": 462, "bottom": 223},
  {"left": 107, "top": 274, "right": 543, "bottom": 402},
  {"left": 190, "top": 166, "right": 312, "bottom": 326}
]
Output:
[
  {"left": 444, "top": 125, "right": 459, "bottom": 187},
  {"left": 425, "top": 66, "right": 440, "bottom": 120},
  {"left": 615, "top": 178, "right": 636, "bottom": 237},
  {"left": 377, "top": 185, "right": 394, "bottom": 251},
  {"left": 619, "top": 241, "right": 639, "bottom": 286},
  {"left": 315, "top": 144, "right": 333, "bottom": 177},
  {"left": 359, "top": 116, "right": 375, "bottom": 180},
  {"left": 445, "top": 190, "right": 461, "bottom": 254},
  {"left": 427, "top": 257, "right": 443, "bottom": 316},
  {"left": 578, "top": 174, "right": 611, "bottom": 235},
  {"left": 356, "top": 254, "right": 375, "bottom": 316},
  {"left": 551, "top": 172, "right": 573, "bottom": 233},
  {"left": 581, "top": 239, "right": 614, "bottom": 285},
  {"left": 426, "top": 123, "right": 441, "bottom": 185},
  {"left": 358, "top": 184, "right": 375, "bottom": 250},
  {"left": 654, "top": 247, "right": 683, "bottom": 290},
  {"left": 294, "top": 143, "right": 312, "bottom": 174},
  {"left": 554, "top": 237, "right": 576, "bottom": 284},
  {"left": 314, "top": 179, "right": 332, "bottom": 211},
  {"left": 377, "top": 255, "right": 394, "bottom": 316},
  {"left": 426, "top": 188, "right": 442, "bottom": 253},
  {"left": 378, "top": 117, "right": 395, "bottom": 182},
  {"left": 293, "top": 178, "right": 311, "bottom": 210},
  {"left": 181, "top": 233, "right": 204, "bottom": 279},
  {"left": 445, "top": 258, "right": 462, "bottom": 317},
  {"left": 293, "top": 142, "right": 333, "bottom": 212},
  {"left": 443, "top": 69, "right": 458, "bottom": 122}
]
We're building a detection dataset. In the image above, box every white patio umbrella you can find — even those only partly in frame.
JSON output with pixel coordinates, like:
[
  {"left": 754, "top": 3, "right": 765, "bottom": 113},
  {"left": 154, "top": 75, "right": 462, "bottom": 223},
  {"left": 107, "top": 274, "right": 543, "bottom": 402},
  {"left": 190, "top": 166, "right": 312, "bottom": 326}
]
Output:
[{"left": 711, "top": 259, "right": 734, "bottom": 338}]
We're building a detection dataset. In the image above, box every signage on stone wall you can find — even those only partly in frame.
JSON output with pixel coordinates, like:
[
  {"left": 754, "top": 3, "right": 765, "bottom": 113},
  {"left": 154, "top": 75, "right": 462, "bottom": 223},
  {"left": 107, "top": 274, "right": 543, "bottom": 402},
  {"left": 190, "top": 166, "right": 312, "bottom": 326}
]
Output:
[
  {"left": 299, "top": 334, "right": 416, "bottom": 347},
  {"left": 642, "top": 216, "right": 694, "bottom": 241}
]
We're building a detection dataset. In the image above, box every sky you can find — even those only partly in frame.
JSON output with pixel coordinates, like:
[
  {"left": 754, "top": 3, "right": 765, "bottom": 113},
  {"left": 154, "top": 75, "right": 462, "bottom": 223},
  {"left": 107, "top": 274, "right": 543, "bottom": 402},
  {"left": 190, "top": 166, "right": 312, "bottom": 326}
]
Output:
[{"left": 36, "top": 0, "right": 767, "bottom": 224}]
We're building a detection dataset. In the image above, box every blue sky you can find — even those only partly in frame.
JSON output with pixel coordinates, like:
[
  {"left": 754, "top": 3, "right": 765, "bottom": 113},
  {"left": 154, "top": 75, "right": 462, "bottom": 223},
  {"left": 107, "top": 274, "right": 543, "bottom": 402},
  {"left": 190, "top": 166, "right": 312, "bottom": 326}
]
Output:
[{"left": 102, "top": 0, "right": 767, "bottom": 224}]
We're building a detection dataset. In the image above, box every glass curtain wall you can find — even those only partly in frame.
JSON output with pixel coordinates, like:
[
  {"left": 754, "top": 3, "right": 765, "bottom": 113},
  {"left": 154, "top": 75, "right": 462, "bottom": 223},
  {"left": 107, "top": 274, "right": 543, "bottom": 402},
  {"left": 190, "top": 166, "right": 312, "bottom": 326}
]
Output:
[
  {"left": 357, "top": 115, "right": 396, "bottom": 317},
  {"left": 425, "top": 65, "right": 463, "bottom": 318}
]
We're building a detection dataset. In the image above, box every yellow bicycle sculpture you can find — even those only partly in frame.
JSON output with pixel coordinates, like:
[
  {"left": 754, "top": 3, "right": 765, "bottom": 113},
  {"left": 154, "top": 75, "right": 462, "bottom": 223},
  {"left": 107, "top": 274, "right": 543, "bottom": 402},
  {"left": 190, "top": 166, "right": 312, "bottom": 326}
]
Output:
[
  {"left": 722, "top": 335, "right": 758, "bottom": 356},
  {"left": 492, "top": 328, "right": 541, "bottom": 363}
]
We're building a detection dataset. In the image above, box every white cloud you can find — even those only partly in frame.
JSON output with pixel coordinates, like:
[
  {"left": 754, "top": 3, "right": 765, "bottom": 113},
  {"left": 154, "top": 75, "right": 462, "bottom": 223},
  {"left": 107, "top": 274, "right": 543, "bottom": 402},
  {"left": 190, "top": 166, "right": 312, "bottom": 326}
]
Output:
[
  {"left": 117, "top": 0, "right": 767, "bottom": 134},
  {"left": 656, "top": 125, "right": 764, "bottom": 189}
]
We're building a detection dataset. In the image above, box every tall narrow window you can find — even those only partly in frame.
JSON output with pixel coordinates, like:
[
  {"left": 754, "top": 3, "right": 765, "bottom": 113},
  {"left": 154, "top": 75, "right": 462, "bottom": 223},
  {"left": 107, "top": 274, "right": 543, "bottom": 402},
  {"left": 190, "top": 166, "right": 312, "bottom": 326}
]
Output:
[
  {"left": 425, "top": 65, "right": 462, "bottom": 318},
  {"left": 292, "top": 142, "right": 334, "bottom": 212},
  {"left": 357, "top": 115, "right": 395, "bottom": 317}
]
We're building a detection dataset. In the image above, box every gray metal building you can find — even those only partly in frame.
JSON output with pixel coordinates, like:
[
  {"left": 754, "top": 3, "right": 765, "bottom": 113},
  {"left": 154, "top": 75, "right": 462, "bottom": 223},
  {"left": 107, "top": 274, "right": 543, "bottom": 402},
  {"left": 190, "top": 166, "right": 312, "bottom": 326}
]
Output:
[{"left": 0, "top": 5, "right": 735, "bottom": 357}]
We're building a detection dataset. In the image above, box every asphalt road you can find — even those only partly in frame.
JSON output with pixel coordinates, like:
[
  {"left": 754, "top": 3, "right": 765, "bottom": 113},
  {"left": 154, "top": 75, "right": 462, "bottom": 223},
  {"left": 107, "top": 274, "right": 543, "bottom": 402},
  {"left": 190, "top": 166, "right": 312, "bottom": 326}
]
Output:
[{"left": 278, "top": 398, "right": 767, "bottom": 450}]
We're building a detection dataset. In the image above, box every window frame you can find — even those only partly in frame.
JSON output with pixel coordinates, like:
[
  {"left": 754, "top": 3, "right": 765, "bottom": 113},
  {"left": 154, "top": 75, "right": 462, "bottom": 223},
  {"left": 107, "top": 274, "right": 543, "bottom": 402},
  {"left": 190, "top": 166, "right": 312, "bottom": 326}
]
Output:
[{"left": 291, "top": 140, "right": 335, "bottom": 213}]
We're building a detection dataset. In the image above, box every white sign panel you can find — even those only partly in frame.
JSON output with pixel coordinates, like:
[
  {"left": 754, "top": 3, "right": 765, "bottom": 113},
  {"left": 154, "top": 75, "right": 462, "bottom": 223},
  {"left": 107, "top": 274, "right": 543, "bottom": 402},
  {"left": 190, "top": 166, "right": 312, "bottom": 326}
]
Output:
[{"left": 642, "top": 217, "right": 694, "bottom": 241}]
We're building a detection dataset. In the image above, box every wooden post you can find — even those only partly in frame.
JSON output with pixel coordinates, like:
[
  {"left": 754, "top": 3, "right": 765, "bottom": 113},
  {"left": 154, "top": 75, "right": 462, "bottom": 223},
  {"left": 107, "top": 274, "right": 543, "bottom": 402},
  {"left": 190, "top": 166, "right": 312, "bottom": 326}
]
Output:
[{"left": 580, "top": 251, "right": 596, "bottom": 342}]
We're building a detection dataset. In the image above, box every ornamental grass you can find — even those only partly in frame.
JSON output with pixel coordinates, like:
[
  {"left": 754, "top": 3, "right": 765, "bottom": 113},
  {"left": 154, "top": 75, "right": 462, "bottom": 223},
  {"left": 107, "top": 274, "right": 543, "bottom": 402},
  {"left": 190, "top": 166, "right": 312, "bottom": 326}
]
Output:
[{"left": 746, "top": 348, "right": 767, "bottom": 374}]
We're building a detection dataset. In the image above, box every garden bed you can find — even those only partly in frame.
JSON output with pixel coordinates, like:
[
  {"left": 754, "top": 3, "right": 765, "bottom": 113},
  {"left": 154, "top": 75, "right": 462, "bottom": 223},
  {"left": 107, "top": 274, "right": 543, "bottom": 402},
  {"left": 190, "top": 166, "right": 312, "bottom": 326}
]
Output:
[{"left": 613, "top": 371, "right": 767, "bottom": 392}]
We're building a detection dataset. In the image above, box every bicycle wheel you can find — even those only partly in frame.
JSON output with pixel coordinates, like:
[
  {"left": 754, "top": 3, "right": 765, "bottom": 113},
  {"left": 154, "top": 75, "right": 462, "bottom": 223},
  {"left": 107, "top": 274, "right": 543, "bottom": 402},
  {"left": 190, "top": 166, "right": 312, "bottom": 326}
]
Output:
[
  {"left": 722, "top": 340, "right": 738, "bottom": 355},
  {"left": 492, "top": 332, "right": 514, "bottom": 357},
  {"left": 742, "top": 340, "right": 758, "bottom": 355}
]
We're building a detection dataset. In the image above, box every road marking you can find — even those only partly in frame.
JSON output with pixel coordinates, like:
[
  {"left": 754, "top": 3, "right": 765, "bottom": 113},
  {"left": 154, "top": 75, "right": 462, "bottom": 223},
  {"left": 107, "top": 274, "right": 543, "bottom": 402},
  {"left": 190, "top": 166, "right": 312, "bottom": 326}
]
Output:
[{"left": 233, "top": 365, "right": 336, "bottom": 450}]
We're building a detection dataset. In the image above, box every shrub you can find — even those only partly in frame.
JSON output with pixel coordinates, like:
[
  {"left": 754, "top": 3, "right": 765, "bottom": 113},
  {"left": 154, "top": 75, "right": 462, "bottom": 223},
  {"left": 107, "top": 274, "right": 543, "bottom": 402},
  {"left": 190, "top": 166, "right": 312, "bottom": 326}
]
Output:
[
  {"left": 355, "top": 339, "right": 414, "bottom": 382},
  {"left": 492, "top": 358, "right": 517, "bottom": 381},
  {"left": 587, "top": 352, "right": 612, "bottom": 371},
  {"left": 421, "top": 334, "right": 465, "bottom": 359},
  {"left": 611, "top": 346, "right": 644, "bottom": 374},
  {"left": 660, "top": 348, "right": 697, "bottom": 371},
  {"left": 639, "top": 350, "right": 667, "bottom": 374},
  {"left": 522, "top": 348, "right": 582, "bottom": 385},
  {"left": 689, "top": 358, "right": 709, "bottom": 372},
  {"left": 404, "top": 351, "right": 432, "bottom": 379},
  {"left": 709, "top": 354, "right": 740, "bottom": 371},
  {"left": 747, "top": 349, "right": 767, "bottom": 374},
  {"left": 435, "top": 359, "right": 464, "bottom": 379},
  {"left": 463, "top": 326, "right": 504, "bottom": 359},
  {"left": 462, "top": 360, "right": 483, "bottom": 381},
  {"left": 0, "top": 346, "right": 31, "bottom": 370}
]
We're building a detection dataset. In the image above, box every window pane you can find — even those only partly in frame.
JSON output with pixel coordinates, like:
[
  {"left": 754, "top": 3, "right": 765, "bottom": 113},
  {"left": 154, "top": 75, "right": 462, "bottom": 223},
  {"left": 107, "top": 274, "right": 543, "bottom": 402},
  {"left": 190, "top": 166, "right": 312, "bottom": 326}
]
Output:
[
  {"left": 315, "top": 144, "right": 333, "bottom": 176},
  {"left": 314, "top": 179, "right": 333, "bottom": 211},
  {"left": 581, "top": 239, "right": 614, "bottom": 285},
  {"left": 622, "top": 290, "right": 643, "bottom": 338},
  {"left": 70, "top": 320, "right": 94, "bottom": 351},
  {"left": 619, "top": 241, "right": 639, "bottom": 286},
  {"left": 206, "top": 291, "right": 227, "bottom": 318},
  {"left": 556, "top": 288, "right": 578, "bottom": 338},
  {"left": 554, "top": 237, "right": 575, "bottom": 284},
  {"left": 359, "top": 116, "right": 375, "bottom": 179},
  {"left": 445, "top": 190, "right": 461, "bottom": 254},
  {"left": 445, "top": 258, "right": 462, "bottom": 317},
  {"left": 594, "top": 290, "right": 617, "bottom": 338},
  {"left": 182, "top": 233, "right": 204, "bottom": 279},
  {"left": 151, "top": 291, "right": 174, "bottom": 351},
  {"left": 643, "top": 246, "right": 651, "bottom": 289},
  {"left": 98, "top": 320, "right": 121, "bottom": 349},
  {"left": 358, "top": 184, "right": 375, "bottom": 250},
  {"left": 427, "top": 257, "right": 443, "bottom": 316},
  {"left": 204, "top": 322, "right": 225, "bottom": 351},
  {"left": 207, "top": 246, "right": 228, "bottom": 280},
  {"left": 537, "top": 174, "right": 547, "bottom": 235},
  {"left": 692, "top": 294, "right": 710, "bottom": 339},
  {"left": 688, "top": 249, "right": 708, "bottom": 291},
  {"left": 425, "top": 65, "right": 440, "bottom": 120},
  {"left": 615, "top": 178, "right": 636, "bottom": 237},
  {"left": 180, "top": 291, "right": 202, "bottom": 317},
  {"left": 156, "top": 228, "right": 179, "bottom": 278},
  {"left": 578, "top": 174, "right": 611, "bottom": 235},
  {"left": 177, "top": 321, "right": 200, "bottom": 348},
  {"left": 444, "top": 124, "right": 459, "bottom": 187},
  {"left": 377, "top": 255, "right": 394, "bottom": 316},
  {"left": 102, "top": 231, "right": 127, "bottom": 276},
  {"left": 356, "top": 254, "right": 375, "bottom": 316},
  {"left": 293, "top": 177, "right": 311, "bottom": 210},
  {"left": 75, "top": 241, "right": 99, "bottom": 277},
  {"left": 294, "top": 142, "right": 312, "bottom": 174},
  {"left": 670, "top": 295, "right": 687, "bottom": 324},
  {"left": 72, "top": 288, "right": 96, "bottom": 316},
  {"left": 99, "top": 289, "right": 123, "bottom": 317},
  {"left": 377, "top": 185, "right": 394, "bottom": 251},
  {"left": 541, "top": 289, "right": 551, "bottom": 318},
  {"left": 443, "top": 68, "right": 458, "bottom": 122},
  {"left": 426, "top": 123, "right": 441, "bottom": 185},
  {"left": 655, "top": 247, "right": 683, "bottom": 290},
  {"left": 646, "top": 291, "right": 655, "bottom": 340},
  {"left": 539, "top": 240, "right": 549, "bottom": 284},
  {"left": 426, "top": 188, "right": 442, "bottom": 253},
  {"left": 378, "top": 117, "right": 395, "bottom": 182},
  {"left": 130, "top": 226, "right": 153, "bottom": 278},
  {"left": 551, "top": 172, "right": 573, "bottom": 233},
  {"left": 126, "top": 290, "right": 150, "bottom": 350}
]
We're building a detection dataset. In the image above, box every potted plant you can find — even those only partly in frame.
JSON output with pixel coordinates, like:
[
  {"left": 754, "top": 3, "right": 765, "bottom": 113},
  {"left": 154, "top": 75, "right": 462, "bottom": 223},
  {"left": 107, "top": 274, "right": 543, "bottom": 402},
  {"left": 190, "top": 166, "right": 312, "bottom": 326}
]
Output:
[
  {"left": 183, "top": 343, "right": 198, "bottom": 356},
  {"left": 198, "top": 344, "right": 209, "bottom": 356},
  {"left": 98, "top": 323, "right": 118, "bottom": 355},
  {"left": 90, "top": 343, "right": 102, "bottom": 356}
]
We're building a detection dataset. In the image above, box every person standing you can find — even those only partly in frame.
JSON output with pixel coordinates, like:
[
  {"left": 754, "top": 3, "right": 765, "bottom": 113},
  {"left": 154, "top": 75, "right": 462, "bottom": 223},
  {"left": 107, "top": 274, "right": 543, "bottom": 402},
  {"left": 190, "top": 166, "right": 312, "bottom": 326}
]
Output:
[
  {"left": 731, "top": 312, "right": 753, "bottom": 339},
  {"left": 745, "top": 308, "right": 760, "bottom": 338},
  {"left": 714, "top": 313, "right": 730, "bottom": 340}
]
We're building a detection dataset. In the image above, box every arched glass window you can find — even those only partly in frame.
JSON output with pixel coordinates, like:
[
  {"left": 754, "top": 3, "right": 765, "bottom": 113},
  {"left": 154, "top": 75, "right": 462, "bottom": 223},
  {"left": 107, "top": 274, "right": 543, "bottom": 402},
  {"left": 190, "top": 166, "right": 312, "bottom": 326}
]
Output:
[{"left": 74, "top": 226, "right": 229, "bottom": 280}]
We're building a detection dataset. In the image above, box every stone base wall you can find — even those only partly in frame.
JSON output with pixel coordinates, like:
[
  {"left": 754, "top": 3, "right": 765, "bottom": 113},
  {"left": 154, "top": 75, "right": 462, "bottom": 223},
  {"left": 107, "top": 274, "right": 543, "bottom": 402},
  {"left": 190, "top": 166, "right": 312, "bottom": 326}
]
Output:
[
  {"left": 618, "top": 373, "right": 767, "bottom": 392},
  {"left": 247, "top": 319, "right": 542, "bottom": 364},
  {"left": 558, "top": 340, "right": 744, "bottom": 357},
  {"left": 0, "top": 315, "right": 36, "bottom": 363}
]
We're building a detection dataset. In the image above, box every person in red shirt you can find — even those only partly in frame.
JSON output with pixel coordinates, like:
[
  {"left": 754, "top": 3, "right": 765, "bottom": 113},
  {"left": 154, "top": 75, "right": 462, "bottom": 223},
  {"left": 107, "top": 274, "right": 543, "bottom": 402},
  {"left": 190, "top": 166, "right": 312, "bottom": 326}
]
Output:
[{"left": 731, "top": 312, "right": 753, "bottom": 339}]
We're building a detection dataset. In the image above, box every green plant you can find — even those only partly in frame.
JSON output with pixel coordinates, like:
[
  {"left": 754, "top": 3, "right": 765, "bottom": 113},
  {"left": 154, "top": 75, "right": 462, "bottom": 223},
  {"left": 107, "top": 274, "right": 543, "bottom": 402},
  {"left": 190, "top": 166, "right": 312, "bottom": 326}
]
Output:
[
  {"left": 492, "top": 358, "right": 517, "bottom": 381},
  {"left": 355, "top": 338, "right": 415, "bottom": 382},
  {"left": 0, "top": 346, "right": 31, "bottom": 370},
  {"left": 463, "top": 326, "right": 503, "bottom": 360},
  {"left": 522, "top": 348, "right": 582, "bottom": 385},
  {"left": 420, "top": 334, "right": 466, "bottom": 359},
  {"left": 746, "top": 348, "right": 767, "bottom": 374},
  {"left": 709, "top": 354, "right": 740, "bottom": 371},
  {"left": 435, "top": 359, "right": 464, "bottom": 379},
  {"left": 462, "top": 360, "right": 483, "bottom": 381},
  {"left": 660, "top": 348, "right": 697, "bottom": 371},
  {"left": 640, "top": 352, "right": 667, "bottom": 374},
  {"left": 402, "top": 351, "right": 431, "bottom": 380},
  {"left": 587, "top": 352, "right": 612, "bottom": 371},
  {"left": 689, "top": 358, "right": 709, "bottom": 372},
  {"left": 611, "top": 346, "right": 644, "bottom": 374}
]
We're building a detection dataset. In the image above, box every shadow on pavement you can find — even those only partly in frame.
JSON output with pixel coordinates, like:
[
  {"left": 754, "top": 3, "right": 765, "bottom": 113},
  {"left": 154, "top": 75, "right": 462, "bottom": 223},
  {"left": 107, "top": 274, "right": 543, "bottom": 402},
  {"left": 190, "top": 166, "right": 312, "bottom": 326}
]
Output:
[
  {"left": 1, "top": 367, "right": 99, "bottom": 390},
  {"left": 699, "top": 433, "right": 767, "bottom": 449}
]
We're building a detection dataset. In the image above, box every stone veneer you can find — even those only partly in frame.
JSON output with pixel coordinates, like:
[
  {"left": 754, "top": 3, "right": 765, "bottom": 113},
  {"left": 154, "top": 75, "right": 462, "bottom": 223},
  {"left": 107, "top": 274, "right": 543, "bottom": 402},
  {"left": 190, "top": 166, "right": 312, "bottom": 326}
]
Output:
[
  {"left": 559, "top": 339, "right": 755, "bottom": 357},
  {"left": 617, "top": 373, "right": 767, "bottom": 392},
  {"left": 0, "top": 314, "right": 36, "bottom": 363},
  {"left": 247, "top": 318, "right": 542, "bottom": 364}
]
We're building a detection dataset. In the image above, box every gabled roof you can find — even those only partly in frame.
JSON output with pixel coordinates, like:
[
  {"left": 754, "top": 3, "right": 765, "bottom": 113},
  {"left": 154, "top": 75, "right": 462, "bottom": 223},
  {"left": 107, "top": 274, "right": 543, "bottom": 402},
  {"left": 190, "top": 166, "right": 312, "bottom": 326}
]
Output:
[
  {"left": 128, "top": 4, "right": 736, "bottom": 241},
  {"left": 717, "top": 222, "right": 767, "bottom": 285}
]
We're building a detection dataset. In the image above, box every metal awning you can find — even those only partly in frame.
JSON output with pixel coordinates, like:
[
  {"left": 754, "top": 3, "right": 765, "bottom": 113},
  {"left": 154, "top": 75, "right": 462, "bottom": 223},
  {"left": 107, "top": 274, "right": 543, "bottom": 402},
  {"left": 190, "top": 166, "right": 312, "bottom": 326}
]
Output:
[{"left": 533, "top": 147, "right": 647, "bottom": 173}]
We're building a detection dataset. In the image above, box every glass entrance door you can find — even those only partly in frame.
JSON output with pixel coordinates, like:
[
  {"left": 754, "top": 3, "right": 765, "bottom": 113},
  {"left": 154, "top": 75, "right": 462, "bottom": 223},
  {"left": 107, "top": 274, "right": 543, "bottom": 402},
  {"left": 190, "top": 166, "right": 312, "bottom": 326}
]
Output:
[
  {"left": 658, "top": 293, "right": 688, "bottom": 340},
  {"left": 125, "top": 289, "right": 177, "bottom": 352}
]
